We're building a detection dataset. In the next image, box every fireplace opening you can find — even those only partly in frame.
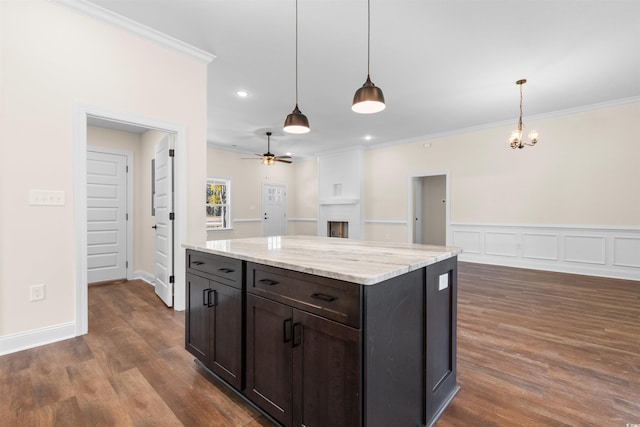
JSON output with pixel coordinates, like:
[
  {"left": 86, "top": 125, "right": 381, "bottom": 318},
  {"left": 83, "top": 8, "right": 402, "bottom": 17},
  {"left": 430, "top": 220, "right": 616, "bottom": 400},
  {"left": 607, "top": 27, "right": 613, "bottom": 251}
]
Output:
[{"left": 327, "top": 221, "right": 349, "bottom": 238}]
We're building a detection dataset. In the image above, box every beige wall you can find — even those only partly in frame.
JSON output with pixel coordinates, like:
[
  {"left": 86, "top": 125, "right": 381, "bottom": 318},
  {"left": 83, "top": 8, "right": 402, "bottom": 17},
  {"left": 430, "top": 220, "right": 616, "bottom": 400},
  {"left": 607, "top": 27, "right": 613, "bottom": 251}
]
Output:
[
  {"left": 206, "top": 146, "right": 318, "bottom": 240},
  {"left": 365, "top": 102, "right": 640, "bottom": 240},
  {"left": 0, "top": 0, "right": 207, "bottom": 336}
]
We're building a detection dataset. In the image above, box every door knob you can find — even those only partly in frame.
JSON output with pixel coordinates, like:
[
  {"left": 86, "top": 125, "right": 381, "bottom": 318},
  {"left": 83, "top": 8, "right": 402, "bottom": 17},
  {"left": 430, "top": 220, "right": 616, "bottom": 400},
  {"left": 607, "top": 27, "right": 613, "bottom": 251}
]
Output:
[{"left": 152, "top": 225, "right": 157, "bottom": 229}]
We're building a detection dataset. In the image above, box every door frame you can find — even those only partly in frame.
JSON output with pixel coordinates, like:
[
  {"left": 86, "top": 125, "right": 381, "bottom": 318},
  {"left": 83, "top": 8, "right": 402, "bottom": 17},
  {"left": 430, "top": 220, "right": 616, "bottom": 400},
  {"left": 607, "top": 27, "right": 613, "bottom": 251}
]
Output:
[
  {"left": 87, "top": 146, "right": 134, "bottom": 282},
  {"left": 74, "top": 103, "right": 187, "bottom": 336},
  {"left": 407, "top": 172, "right": 451, "bottom": 245}
]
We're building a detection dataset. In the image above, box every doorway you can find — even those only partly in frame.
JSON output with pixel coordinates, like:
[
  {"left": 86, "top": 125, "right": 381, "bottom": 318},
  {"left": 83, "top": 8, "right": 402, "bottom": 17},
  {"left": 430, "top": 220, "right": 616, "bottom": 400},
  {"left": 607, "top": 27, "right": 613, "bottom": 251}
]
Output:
[
  {"left": 410, "top": 174, "right": 449, "bottom": 246},
  {"left": 74, "top": 104, "right": 188, "bottom": 336},
  {"left": 262, "top": 183, "right": 287, "bottom": 237}
]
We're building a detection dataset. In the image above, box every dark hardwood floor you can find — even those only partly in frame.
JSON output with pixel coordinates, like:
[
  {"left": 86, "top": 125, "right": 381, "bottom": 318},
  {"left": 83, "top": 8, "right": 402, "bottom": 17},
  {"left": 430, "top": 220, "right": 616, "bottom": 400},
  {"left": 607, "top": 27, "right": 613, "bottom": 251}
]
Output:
[{"left": 1, "top": 262, "right": 638, "bottom": 426}]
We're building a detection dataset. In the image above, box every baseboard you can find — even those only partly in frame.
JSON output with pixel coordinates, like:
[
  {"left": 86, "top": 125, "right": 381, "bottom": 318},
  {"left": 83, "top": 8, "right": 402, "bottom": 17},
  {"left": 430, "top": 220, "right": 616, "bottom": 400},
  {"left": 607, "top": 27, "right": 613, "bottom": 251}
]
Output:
[
  {"left": 452, "top": 223, "right": 640, "bottom": 282},
  {"left": 0, "top": 321, "right": 76, "bottom": 356},
  {"left": 133, "top": 270, "right": 156, "bottom": 287}
]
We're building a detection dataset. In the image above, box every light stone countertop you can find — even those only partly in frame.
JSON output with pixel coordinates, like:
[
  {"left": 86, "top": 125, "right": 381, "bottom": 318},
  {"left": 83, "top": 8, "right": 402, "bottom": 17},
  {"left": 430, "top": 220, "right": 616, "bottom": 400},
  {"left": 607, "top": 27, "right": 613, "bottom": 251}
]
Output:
[{"left": 183, "top": 235, "right": 462, "bottom": 285}]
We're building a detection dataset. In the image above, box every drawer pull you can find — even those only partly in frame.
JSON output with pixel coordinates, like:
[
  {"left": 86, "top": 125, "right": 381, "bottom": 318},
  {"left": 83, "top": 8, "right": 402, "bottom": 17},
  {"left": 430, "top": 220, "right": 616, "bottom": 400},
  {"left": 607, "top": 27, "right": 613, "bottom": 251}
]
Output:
[
  {"left": 311, "top": 293, "right": 336, "bottom": 302},
  {"left": 218, "top": 267, "right": 235, "bottom": 273},
  {"left": 192, "top": 261, "right": 205, "bottom": 266},
  {"left": 202, "top": 288, "right": 210, "bottom": 306},
  {"left": 258, "top": 279, "right": 279, "bottom": 286}
]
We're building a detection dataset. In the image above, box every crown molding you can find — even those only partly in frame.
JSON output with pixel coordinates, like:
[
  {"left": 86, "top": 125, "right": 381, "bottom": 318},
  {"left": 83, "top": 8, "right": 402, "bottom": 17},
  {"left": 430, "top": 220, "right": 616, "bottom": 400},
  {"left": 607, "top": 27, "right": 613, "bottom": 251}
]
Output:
[{"left": 49, "top": 0, "right": 215, "bottom": 64}]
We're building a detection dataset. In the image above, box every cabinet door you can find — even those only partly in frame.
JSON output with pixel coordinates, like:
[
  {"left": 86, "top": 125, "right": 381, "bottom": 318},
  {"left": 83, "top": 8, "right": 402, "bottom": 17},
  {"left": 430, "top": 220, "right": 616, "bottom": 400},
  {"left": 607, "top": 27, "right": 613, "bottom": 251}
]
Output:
[
  {"left": 292, "top": 310, "right": 361, "bottom": 427},
  {"left": 185, "top": 273, "right": 210, "bottom": 363},
  {"left": 246, "top": 294, "right": 293, "bottom": 427},
  {"left": 210, "top": 281, "right": 243, "bottom": 390}
]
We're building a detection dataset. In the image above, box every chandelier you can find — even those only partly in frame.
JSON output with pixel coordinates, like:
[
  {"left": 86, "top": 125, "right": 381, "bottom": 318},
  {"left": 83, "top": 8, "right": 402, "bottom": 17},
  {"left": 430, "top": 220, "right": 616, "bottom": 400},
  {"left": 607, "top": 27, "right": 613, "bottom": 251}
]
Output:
[{"left": 509, "top": 79, "right": 539, "bottom": 149}]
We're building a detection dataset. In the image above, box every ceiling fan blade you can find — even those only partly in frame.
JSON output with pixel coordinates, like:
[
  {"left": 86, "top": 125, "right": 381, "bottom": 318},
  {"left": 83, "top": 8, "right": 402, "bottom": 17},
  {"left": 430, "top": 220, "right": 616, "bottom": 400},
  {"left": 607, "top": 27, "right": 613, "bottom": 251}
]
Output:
[
  {"left": 276, "top": 155, "right": 292, "bottom": 159},
  {"left": 276, "top": 158, "right": 292, "bottom": 164},
  {"left": 241, "top": 157, "right": 262, "bottom": 160}
]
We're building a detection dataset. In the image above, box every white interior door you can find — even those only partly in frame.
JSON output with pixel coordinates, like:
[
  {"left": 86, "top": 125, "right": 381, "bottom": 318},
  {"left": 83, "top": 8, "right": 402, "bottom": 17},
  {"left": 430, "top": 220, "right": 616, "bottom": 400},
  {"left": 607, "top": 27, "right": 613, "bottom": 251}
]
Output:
[
  {"left": 263, "top": 184, "right": 287, "bottom": 237},
  {"left": 87, "top": 150, "right": 127, "bottom": 283},
  {"left": 154, "top": 135, "right": 174, "bottom": 307}
]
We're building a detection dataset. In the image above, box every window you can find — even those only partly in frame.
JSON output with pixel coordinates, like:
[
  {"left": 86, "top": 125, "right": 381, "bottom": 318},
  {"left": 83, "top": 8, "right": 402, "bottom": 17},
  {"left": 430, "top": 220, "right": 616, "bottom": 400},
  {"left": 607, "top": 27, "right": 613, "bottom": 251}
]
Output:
[{"left": 206, "top": 178, "right": 231, "bottom": 230}]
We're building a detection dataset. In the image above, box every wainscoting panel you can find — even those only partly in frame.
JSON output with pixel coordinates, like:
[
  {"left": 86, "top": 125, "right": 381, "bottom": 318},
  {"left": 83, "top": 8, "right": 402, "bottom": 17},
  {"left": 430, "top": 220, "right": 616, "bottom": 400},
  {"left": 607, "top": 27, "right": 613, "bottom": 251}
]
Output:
[
  {"left": 522, "top": 233, "right": 559, "bottom": 261},
  {"left": 564, "top": 235, "right": 606, "bottom": 265},
  {"left": 452, "top": 230, "right": 482, "bottom": 254},
  {"left": 613, "top": 237, "right": 640, "bottom": 268},
  {"left": 452, "top": 224, "right": 640, "bottom": 281},
  {"left": 485, "top": 232, "right": 518, "bottom": 257}
]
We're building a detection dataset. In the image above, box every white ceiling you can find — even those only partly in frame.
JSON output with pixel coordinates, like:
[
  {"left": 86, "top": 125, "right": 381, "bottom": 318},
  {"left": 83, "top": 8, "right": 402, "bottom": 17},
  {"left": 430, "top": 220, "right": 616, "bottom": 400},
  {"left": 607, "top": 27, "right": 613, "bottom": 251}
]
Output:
[{"left": 84, "top": 0, "right": 640, "bottom": 158}]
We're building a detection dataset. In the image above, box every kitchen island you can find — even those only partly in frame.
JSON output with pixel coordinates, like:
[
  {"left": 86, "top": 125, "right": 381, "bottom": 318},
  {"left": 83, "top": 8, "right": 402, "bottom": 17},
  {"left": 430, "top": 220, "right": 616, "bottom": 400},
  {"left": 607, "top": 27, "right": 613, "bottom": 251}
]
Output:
[{"left": 183, "top": 236, "right": 462, "bottom": 427}]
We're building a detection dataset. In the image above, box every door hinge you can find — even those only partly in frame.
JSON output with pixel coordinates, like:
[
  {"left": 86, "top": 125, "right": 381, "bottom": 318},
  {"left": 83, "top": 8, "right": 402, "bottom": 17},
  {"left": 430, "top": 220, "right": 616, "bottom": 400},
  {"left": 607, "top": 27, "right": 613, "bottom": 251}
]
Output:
[
  {"left": 169, "top": 149, "right": 175, "bottom": 157},
  {"left": 126, "top": 261, "right": 128, "bottom": 268},
  {"left": 169, "top": 275, "right": 175, "bottom": 284},
  {"left": 126, "top": 165, "right": 129, "bottom": 173},
  {"left": 126, "top": 213, "right": 129, "bottom": 220},
  {"left": 169, "top": 212, "right": 175, "bottom": 220}
]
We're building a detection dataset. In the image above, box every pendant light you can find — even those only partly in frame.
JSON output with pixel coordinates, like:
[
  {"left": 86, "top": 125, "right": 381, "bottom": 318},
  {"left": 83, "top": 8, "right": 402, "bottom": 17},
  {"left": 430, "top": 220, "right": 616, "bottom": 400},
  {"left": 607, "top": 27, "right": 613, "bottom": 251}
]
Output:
[
  {"left": 352, "top": 0, "right": 385, "bottom": 114},
  {"left": 509, "top": 79, "right": 539, "bottom": 149},
  {"left": 283, "top": 0, "right": 310, "bottom": 134}
]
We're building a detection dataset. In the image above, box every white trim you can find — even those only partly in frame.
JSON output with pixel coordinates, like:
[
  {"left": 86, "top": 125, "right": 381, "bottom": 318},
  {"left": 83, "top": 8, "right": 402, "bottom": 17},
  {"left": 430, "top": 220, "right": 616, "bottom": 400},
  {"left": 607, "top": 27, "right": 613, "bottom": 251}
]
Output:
[
  {"left": 49, "top": 0, "right": 215, "bottom": 64},
  {"left": 452, "top": 223, "right": 640, "bottom": 281},
  {"left": 232, "top": 218, "right": 263, "bottom": 223},
  {"left": 288, "top": 218, "right": 318, "bottom": 222},
  {"left": 133, "top": 269, "right": 156, "bottom": 286},
  {"left": 364, "top": 220, "right": 408, "bottom": 225},
  {"left": 87, "top": 146, "right": 134, "bottom": 281},
  {"left": 75, "top": 103, "right": 188, "bottom": 337},
  {"left": 0, "top": 322, "right": 76, "bottom": 356}
]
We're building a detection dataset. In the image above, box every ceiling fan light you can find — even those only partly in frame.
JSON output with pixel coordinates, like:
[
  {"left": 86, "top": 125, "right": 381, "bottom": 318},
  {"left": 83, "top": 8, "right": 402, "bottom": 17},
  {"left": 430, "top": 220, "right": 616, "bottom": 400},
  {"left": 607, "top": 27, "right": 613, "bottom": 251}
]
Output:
[
  {"left": 352, "top": 75, "right": 386, "bottom": 114},
  {"left": 283, "top": 105, "right": 310, "bottom": 134}
]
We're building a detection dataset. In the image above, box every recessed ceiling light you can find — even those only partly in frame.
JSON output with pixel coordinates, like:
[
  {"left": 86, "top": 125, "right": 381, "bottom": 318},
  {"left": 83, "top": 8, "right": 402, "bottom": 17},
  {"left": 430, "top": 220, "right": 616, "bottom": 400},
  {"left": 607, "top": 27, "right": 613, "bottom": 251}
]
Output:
[
  {"left": 364, "top": 135, "right": 372, "bottom": 141},
  {"left": 286, "top": 152, "right": 292, "bottom": 156},
  {"left": 236, "top": 90, "right": 248, "bottom": 98}
]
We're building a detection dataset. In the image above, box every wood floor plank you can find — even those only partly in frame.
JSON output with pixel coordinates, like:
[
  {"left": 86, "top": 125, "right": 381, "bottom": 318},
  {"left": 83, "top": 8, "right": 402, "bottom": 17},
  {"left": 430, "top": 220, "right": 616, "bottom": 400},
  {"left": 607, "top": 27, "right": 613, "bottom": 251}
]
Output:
[{"left": 109, "top": 368, "right": 183, "bottom": 427}]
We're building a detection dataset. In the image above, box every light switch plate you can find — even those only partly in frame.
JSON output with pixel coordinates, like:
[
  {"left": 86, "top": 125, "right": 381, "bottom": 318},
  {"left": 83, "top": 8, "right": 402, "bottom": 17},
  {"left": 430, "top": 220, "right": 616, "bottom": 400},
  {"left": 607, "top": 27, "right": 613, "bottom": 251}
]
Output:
[{"left": 29, "top": 190, "right": 65, "bottom": 206}]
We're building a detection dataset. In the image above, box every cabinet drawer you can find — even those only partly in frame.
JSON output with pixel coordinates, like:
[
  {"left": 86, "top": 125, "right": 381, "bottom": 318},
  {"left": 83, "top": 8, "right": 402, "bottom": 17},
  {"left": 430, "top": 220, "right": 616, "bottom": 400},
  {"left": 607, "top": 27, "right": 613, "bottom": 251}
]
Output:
[
  {"left": 187, "top": 250, "right": 243, "bottom": 289},
  {"left": 247, "top": 262, "right": 361, "bottom": 328}
]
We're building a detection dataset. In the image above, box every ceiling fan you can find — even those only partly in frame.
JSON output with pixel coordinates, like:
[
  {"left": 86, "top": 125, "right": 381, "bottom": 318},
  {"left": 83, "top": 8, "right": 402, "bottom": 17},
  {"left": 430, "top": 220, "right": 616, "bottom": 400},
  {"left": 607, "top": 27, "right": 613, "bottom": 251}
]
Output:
[{"left": 243, "top": 131, "right": 292, "bottom": 165}]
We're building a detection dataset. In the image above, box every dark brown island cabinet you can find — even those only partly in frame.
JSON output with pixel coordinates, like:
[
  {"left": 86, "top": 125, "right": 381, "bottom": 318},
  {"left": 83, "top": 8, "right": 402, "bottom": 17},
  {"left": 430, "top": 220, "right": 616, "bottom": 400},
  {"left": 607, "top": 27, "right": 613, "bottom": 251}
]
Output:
[{"left": 185, "top": 248, "right": 459, "bottom": 427}]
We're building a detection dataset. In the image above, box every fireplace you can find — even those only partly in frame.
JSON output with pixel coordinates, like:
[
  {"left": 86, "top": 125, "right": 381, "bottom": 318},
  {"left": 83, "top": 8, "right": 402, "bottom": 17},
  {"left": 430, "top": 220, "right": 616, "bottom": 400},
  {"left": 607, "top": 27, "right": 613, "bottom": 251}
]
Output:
[{"left": 327, "top": 221, "right": 349, "bottom": 238}]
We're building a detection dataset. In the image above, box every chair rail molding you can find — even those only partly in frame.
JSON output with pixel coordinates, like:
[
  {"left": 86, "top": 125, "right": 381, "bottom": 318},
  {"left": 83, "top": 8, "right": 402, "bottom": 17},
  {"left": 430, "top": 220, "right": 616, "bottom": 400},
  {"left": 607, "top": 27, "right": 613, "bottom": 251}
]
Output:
[{"left": 452, "top": 223, "right": 640, "bottom": 281}]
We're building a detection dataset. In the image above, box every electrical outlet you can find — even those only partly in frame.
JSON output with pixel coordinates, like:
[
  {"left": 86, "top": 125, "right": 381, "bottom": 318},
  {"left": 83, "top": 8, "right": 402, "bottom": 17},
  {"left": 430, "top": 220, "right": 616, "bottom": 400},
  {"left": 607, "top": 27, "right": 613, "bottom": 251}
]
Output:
[{"left": 30, "top": 284, "right": 45, "bottom": 301}]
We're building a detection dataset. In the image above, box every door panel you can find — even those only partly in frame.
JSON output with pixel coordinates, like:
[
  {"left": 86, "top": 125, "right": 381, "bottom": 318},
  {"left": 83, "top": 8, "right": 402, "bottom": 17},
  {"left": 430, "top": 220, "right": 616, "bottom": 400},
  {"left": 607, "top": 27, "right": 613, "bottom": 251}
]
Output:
[
  {"left": 292, "top": 310, "right": 361, "bottom": 427},
  {"left": 263, "top": 184, "right": 287, "bottom": 237},
  {"left": 185, "top": 273, "right": 210, "bottom": 362},
  {"left": 210, "top": 281, "right": 243, "bottom": 389},
  {"left": 154, "top": 135, "right": 173, "bottom": 306},
  {"left": 87, "top": 150, "right": 127, "bottom": 283},
  {"left": 246, "top": 294, "right": 293, "bottom": 426}
]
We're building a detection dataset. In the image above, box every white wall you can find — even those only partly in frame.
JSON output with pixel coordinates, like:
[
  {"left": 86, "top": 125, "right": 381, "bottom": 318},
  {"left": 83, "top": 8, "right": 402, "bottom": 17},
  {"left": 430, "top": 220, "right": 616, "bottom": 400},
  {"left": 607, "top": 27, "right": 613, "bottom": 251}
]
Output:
[
  {"left": 206, "top": 146, "right": 318, "bottom": 240},
  {"left": 0, "top": 0, "right": 208, "bottom": 348}
]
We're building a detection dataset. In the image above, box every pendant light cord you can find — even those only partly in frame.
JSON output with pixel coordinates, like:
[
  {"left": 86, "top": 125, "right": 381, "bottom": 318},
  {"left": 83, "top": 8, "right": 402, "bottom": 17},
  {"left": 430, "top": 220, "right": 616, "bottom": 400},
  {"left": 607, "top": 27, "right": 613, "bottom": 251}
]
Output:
[
  {"left": 518, "top": 82, "right": 523, "bottom": 131},
  {"left": 295, "top": 0, "right": 299, "bottom": 106},
  {"left": 367, "top": 0, "right": 371, "bottom": 76}
]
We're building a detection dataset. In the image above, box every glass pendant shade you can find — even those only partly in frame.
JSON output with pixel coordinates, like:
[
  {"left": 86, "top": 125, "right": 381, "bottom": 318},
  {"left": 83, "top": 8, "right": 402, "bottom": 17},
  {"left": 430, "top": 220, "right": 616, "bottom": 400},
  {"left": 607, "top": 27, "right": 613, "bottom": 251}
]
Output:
[
  {"left": 283, "top": 104, "right": 310, "bottom": 134},
  {"left": 352, "top": 75, "right": 386, "bottom": 114}
]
